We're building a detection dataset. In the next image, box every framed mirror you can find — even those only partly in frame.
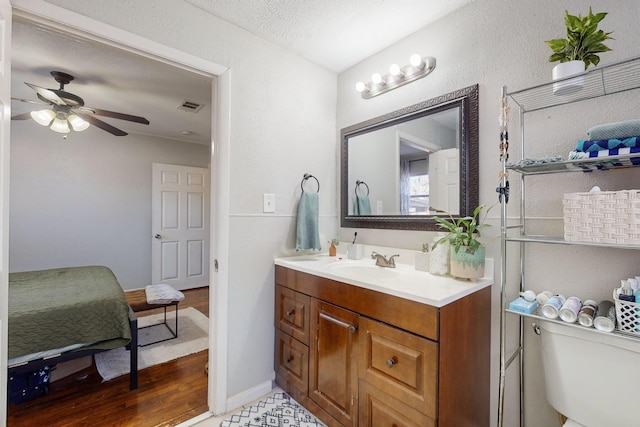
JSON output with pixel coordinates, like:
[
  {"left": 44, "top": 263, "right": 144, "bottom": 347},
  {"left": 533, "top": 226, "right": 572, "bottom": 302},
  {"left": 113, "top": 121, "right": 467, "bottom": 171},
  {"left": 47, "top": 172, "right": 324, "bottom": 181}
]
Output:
[{"left": 340, "top": 84, "right": 478, "bottom": 231}]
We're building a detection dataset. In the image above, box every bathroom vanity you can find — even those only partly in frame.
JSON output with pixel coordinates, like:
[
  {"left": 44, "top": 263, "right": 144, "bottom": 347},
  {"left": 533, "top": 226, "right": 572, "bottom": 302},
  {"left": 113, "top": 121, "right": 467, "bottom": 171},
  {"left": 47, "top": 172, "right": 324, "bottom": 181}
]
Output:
[{"left": 274, "top": 255, "right": 492, "bottom": 427}]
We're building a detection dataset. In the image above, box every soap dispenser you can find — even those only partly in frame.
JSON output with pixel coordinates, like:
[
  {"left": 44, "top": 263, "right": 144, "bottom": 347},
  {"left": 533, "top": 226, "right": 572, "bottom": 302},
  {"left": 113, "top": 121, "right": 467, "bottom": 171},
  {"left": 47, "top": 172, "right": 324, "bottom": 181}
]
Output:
[
  {"left": 415, "top": 243, "right": 430, "bottom": 272},
  {"left": 429, "top": 233, "right": 450, "bottom": 275}
]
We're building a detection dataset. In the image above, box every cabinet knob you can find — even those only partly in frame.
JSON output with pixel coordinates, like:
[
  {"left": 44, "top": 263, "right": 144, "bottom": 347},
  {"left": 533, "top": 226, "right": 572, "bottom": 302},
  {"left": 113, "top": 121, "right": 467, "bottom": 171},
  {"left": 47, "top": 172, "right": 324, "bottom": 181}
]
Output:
[
  {"left": 286, "top": 309, "right": 294, "bottom": 317},
  {"left": 349, "top": 325, "right": 358, "bottom": 333},
  {"left": 286, "top": 356, "right": 293, "bottom": 364},
  {"left": 386, "top": 357, "right": 398, "bottom": 368}
]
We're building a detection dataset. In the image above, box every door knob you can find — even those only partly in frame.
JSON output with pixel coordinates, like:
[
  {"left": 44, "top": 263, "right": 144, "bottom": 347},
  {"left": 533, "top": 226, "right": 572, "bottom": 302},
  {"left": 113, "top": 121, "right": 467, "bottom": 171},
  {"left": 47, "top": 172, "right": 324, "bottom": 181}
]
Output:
[{"left": 154, "top": 234, "right": 161, "bottom": 239}]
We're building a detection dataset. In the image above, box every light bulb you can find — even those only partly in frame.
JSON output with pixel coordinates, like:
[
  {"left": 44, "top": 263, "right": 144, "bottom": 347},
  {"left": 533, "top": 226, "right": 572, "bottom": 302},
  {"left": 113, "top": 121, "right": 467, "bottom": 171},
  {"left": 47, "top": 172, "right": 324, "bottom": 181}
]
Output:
[
  {"left": 355, "top": 81, "right": 367, "bottom": 93},
  {"left": 389, "top": 64, "right": 403, "bottom": 77},
  {"left": 68, "top": 114, "right": 90, "bottom": 131},
  {"left": 30, "top": 109, "right": 56, "bottom": 126},
  {"left": 50, "top": 118, "right": 71, "bottom": 134},
  {"left": 410, "top": 54, "right": 425, "bottom": 70},
  {"left": 371, "top": 73, "right": 384, "bottom": 85}
]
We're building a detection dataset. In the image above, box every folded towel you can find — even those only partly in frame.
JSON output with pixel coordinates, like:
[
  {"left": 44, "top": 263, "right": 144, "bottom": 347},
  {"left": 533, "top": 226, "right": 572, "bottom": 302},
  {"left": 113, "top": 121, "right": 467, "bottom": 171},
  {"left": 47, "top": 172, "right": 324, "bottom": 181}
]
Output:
[
  {"left": 588, "top": 119, "right": 640, "bottom": 141},
  {"left": 507, "top": 156, "right": 564, "bottom": 168},
  {"left": 574, "top": 136, "right": 640, "bottom": 153},
  {"left": 296, "top": 192, "right": 321, "bottom": 251},
  {"left": 353, "top": 196, "right": 371, "bottom": 215},
  {"left": 569, "top": 146, "right": 640, "bottom": 159},
  {"left": 145, "top": 284, "right": 184, "bottom": 304}
]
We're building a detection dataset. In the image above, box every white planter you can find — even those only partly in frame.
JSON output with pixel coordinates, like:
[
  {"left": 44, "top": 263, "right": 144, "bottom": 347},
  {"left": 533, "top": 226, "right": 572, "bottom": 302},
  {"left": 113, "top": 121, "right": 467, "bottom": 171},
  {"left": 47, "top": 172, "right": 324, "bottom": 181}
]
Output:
[
  {"left": 552, "top": 60, "right": 585, "bottom": 95},
  {"left": 450, "top": 246, "right": 485, "bottom": 280}
]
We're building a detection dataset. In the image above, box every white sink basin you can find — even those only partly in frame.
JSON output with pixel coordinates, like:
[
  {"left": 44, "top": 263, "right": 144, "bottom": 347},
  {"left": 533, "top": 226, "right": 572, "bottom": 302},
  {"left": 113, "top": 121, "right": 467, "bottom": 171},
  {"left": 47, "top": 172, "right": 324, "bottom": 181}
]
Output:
[{"left": 328, "top": 262, "right": 398, "bottom": 280}]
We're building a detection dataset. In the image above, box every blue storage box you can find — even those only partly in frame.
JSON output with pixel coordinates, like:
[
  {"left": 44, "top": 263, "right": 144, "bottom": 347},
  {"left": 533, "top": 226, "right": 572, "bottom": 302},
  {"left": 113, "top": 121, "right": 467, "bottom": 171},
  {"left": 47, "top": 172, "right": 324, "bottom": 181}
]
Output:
[
  {"left": 8, "top": 366, "right": 50, "bottom": 404},
  {"left": 509, "top": 297, "right": 539, "bottom": 314}
]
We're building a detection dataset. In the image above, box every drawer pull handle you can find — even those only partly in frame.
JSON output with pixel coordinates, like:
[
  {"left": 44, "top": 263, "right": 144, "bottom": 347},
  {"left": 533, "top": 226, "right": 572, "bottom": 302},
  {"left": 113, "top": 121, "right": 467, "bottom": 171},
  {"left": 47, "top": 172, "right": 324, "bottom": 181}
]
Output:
[
  {"left": 386, "top": 357, "right": 398, "bottom": 368},
  {"left": 286, "top": 309, "right": 294, "bottom": 317},
  {"left": 349, "top": 325, "right": 358, "bottom": 333}
]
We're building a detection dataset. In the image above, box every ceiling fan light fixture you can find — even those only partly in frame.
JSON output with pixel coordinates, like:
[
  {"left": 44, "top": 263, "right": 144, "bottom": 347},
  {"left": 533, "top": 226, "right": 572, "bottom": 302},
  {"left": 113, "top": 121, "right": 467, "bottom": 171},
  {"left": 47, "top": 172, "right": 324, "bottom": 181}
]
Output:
[
  {"left": 50, "top": 117, "right": 71, "bottom": 134},
  {"left": 68, "top": 114, "right": 90, "bottom": 131},
  {"left": 30, "top": 108, "right": 56, "bottom": 126}
]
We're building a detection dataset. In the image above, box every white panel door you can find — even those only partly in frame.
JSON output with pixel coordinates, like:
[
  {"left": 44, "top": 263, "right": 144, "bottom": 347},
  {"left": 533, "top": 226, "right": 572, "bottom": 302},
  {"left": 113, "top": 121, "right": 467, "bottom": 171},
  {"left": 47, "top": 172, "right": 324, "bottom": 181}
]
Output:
[
  {"left": 0, "top": 0, "right": 10, "bottom": 421},
  {"left": 152, "top": 163, "right": 210, "bottom": 290},
  {"left": 429, "top": 148, "right": 460, "bottom": 214}
]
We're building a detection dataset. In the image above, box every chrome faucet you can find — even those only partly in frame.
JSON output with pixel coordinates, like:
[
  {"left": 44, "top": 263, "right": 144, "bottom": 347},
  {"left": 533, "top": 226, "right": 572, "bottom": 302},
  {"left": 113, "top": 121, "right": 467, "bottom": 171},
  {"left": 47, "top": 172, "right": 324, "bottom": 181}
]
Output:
[{"left": 371, "top": 252, "right": 400, "bottom": 268}]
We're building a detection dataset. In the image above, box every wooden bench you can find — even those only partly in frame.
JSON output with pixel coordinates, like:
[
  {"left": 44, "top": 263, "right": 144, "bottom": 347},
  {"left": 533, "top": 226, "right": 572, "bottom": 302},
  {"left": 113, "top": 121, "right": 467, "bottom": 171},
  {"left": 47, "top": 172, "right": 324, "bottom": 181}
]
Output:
[{"left": 125, "top": 289, "right": 179, "bottom": 347}]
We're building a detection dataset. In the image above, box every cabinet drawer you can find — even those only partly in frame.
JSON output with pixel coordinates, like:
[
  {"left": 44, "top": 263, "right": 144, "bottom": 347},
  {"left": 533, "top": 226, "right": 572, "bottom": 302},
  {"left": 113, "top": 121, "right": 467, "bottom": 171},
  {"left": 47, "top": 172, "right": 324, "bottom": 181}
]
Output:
[
  {"left": 276, "top": 285, "right": 310, "bottom": 345},
  {"left": 359, "top": 380, "right": 435, "bottom": 427},
  {"left": 275, "top": 330, "right": 309, "bottom": 394},
  {"left": 359, "top": 317, "right": 437, "bottom": 419}
]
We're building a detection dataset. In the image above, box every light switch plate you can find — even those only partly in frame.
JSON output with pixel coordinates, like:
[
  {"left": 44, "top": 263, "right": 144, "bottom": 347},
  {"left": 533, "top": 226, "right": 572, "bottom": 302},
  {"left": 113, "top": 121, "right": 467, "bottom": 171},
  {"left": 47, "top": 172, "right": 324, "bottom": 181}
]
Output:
[{"left": 263, "top": 193, "right": 275, "bottom": 213}]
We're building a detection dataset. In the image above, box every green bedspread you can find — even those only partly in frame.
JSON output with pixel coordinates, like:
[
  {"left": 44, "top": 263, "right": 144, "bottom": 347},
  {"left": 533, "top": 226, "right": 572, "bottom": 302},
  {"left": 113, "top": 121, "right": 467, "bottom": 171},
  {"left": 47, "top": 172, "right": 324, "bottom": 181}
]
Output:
[{"left": 8, "top": 265, "right": 132, "bottom": 360}]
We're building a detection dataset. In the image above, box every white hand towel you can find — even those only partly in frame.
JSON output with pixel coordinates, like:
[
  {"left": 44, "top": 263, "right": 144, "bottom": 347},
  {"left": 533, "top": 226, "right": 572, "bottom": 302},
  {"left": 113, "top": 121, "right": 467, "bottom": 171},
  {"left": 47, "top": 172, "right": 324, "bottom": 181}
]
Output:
[{"left": 145, "top": 284, "right": 184, "bottom": 304}]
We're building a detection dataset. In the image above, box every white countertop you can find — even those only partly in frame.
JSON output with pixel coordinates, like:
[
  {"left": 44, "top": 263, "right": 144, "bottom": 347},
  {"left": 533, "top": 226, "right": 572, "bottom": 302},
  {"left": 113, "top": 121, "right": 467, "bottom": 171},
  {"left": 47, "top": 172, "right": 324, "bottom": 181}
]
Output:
[{"left": 275, "top": 253, "right": 493, "bottom": 308}]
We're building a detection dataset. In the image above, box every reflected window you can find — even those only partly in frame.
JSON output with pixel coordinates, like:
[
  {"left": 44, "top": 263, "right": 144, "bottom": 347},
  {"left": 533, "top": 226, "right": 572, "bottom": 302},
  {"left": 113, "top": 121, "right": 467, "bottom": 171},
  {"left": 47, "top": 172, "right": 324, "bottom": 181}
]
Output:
[{"left": 409, "top": 173, "right": 429, "bottom": 214}]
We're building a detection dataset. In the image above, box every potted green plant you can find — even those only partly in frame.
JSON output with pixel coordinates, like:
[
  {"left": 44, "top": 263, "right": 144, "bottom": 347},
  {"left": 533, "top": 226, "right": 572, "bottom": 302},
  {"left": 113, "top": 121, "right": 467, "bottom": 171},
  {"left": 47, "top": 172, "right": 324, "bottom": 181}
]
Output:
[
  {"left": 328, "top": 238, "right": 339, "bottom": 256},
  {"left": 545, "top": 7, "right": 613, "bottom": 94},
  {"left": 432, "top": 205, "right": 491, "bottom": 279}
]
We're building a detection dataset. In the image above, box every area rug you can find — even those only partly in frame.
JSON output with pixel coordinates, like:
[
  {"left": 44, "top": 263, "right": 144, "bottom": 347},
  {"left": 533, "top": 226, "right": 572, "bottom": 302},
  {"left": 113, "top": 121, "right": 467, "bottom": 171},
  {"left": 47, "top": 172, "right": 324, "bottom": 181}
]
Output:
[
  {"left": 221, "top": 392, "right": 326, "bottom": 427},
  {"left": 95, "top": 306, "right": 208, "bottom": 381}
]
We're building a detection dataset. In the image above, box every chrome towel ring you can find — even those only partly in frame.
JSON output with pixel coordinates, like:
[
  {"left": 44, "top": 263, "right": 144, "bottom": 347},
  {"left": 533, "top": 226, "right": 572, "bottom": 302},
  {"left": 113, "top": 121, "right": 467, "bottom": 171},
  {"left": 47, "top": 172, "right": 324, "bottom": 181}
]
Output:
[{"left": 301, "top": 173, "right": 320, "bottom": 193}]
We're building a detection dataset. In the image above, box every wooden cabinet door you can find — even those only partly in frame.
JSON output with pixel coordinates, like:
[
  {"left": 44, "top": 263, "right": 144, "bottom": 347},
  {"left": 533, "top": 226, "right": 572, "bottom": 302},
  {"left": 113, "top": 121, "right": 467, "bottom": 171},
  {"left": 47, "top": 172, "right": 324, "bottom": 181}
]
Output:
[
  {"left": 309, "top": 299, "right": 359, "bottom": 427},
  {"left": 359, "top": 381, "right": 435, "bottom": 427}
]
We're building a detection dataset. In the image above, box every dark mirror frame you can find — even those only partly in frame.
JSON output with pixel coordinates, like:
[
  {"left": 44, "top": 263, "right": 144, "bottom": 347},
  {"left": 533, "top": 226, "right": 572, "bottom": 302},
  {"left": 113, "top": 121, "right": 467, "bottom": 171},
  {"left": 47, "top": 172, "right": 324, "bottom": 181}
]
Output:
[{"left": 340, "top": 84, "right": 479, "bottom": 231}]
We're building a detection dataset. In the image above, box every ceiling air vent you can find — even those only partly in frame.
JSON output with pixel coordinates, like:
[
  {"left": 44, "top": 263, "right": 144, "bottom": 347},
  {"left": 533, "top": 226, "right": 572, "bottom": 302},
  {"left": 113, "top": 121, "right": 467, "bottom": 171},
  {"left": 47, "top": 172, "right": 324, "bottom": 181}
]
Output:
[{"left": 177, "top": 99, "right": 204, "bottom": 113}]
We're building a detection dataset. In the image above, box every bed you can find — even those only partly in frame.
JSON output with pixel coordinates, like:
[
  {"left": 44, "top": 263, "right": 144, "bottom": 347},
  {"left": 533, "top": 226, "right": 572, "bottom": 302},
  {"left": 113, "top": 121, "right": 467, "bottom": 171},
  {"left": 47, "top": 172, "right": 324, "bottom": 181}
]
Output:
[{"left": 8, "top": 265, "right": 138, "bottom": 391}]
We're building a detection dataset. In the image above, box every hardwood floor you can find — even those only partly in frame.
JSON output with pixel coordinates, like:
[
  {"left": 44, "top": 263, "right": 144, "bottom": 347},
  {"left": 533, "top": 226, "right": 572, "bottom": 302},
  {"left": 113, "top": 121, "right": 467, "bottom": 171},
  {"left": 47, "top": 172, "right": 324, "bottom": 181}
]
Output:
[{"left": 7, "top": 287, "right": 210, "bottom": 427}]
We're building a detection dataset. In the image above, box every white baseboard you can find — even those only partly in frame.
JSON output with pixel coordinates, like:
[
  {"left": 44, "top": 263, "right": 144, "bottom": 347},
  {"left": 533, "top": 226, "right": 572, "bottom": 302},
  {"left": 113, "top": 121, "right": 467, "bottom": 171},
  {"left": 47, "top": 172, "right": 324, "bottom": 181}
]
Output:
[
  {"left": 175, "top": 411, "right": 214, "bottom": 427},
  {"left": 226, "top": 378, "right": 275, "bottom": 411}
]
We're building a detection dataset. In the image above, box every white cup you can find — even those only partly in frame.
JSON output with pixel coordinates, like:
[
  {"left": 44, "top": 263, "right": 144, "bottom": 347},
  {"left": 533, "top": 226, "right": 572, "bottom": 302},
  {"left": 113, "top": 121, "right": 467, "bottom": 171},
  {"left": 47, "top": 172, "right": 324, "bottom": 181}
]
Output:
[{"left": 347, "top": 244, "right": 363, "bottom": 260}]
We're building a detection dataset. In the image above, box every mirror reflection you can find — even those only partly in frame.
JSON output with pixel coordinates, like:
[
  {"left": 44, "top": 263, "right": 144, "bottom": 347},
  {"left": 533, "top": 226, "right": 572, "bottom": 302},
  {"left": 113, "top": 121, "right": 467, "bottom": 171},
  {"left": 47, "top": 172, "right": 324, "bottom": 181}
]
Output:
[
  {"left": 348, "top": 107, "right": 460, "bottom": 216},
  {"left": 341, "top": 84, "right": 478, "bottom": 231}
]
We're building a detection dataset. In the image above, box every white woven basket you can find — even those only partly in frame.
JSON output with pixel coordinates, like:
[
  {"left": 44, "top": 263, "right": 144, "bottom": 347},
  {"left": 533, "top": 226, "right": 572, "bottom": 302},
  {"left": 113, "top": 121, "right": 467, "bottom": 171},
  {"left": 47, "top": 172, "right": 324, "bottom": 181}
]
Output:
[
  {"left": 563, "top": 190, "right": 640, "bottom": 245},
  {"left": 613, "top": 288, "right": 640, "bottom": 336}
]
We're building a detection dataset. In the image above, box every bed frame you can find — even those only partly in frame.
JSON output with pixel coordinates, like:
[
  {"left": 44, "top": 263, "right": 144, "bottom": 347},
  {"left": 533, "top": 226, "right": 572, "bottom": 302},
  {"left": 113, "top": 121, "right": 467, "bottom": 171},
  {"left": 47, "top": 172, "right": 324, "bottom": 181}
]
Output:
[{"left": 8, "top": 306, "right": 139, "bottom": 391}]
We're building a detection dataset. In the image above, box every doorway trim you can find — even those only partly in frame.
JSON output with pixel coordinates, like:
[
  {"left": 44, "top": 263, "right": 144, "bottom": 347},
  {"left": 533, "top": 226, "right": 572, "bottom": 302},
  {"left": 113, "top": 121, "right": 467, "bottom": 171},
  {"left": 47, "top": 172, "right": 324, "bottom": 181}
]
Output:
[{"left": 10, "top": 0, "right": 231, "bottom": 417}]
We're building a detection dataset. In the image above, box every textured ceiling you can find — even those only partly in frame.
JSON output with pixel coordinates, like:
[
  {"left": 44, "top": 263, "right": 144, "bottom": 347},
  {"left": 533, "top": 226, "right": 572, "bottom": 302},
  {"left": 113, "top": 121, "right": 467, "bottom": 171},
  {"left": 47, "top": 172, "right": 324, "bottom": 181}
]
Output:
[
  {"left": 186, "top": 0, "right": 475, "bottom": 72},
  {"left": 11, "top": 20, "right": 213, "bottom": 144},
  {"left": 11, "top": 1, "right": 474, "bottom": 143}
]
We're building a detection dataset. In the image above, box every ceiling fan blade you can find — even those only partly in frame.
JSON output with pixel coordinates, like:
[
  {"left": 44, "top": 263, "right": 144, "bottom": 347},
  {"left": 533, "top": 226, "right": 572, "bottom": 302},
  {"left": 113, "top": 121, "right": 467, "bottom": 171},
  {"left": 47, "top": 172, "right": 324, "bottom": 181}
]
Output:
[
  {"left": 11, "top": 112, "right": 33, "bottom": 120},
  {"left": 76, "top": 112, "right": 128, "bottom": 136},
  {"left": 81, "top": 107, "right": 149, "bottom": 125},
  {"left": 11, "top": 97, "right": 48, "bottom": 105},
  {"left": 25, "top": 82, "right": 66, "bottom": 106}
]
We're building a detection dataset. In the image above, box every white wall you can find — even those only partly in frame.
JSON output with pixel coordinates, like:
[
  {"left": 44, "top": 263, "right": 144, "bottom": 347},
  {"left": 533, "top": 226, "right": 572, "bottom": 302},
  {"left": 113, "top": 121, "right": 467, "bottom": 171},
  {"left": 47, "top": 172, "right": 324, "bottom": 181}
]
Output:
[
  {"left": 337, "top": 1, "right": 640, "bottom": 426},
  {"left": 9, "top": 121, "right": 209, "bottom": 289},
  {"left": 41, "top": 0, "right": 338, "bottom": 401},
  {"left": 349, "top": 127, "right": 397, "bottom": 214}
]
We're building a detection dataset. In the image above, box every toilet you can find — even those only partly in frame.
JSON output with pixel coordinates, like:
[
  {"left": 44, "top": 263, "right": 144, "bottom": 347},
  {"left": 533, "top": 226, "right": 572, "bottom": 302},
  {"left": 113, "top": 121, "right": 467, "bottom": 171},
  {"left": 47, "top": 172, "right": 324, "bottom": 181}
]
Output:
[{"left": 537, "top": 319, "right": 640, "bottom": 427}]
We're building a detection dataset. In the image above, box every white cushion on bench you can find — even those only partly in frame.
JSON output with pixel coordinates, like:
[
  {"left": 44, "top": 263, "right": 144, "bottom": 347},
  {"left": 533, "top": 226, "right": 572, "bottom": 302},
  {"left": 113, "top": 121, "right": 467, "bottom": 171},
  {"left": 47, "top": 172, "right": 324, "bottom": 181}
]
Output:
[{"left": 145, "top": 284, "right": 184, "bottom": 305}]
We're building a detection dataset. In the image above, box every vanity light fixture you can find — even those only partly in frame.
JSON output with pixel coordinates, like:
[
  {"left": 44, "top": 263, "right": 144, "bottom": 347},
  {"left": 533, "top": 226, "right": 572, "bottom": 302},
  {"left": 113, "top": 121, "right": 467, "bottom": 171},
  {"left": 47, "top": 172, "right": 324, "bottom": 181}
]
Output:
[{"left": 355, "top": 54, "right": 436, "bottom": 99}]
